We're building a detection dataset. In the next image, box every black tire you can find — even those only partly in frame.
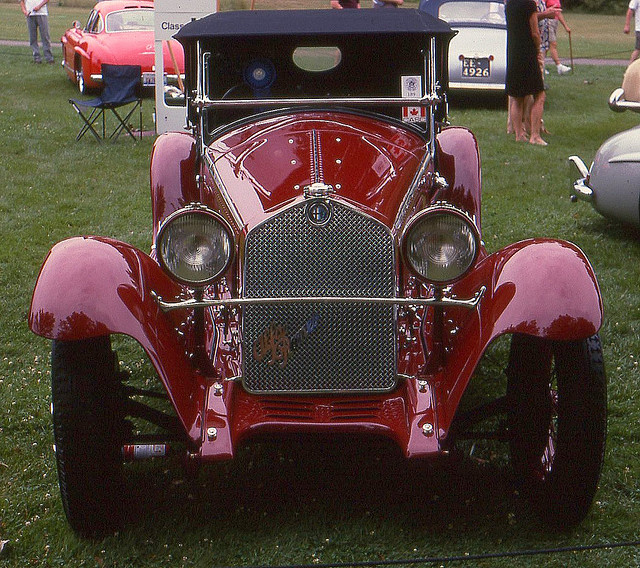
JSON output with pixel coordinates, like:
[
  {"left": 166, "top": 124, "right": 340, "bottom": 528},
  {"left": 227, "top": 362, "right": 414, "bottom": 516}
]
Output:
[
  {"left": 51, "top": 337, "right": 127, "bottom": 536},
  {"left": 506, "top": 333, "right": 607, "bottom": 528}
]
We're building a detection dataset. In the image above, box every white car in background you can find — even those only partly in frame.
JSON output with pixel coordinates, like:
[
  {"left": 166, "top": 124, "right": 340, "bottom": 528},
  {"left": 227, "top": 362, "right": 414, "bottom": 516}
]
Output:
[
  {"left": 569, "top": 87, "right": 640, "bottom": 229},
  {"left": 420, "top": 0, "right": 507, "bottom": 94}
]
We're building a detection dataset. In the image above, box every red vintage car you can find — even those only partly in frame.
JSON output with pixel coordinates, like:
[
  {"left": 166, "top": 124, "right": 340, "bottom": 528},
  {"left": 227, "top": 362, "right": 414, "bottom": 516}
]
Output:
[
  {"left": 61, "top": 0, "right": 184, "bottom": 93},
  {"left": 31, "top": 9, "right": 607, "bottom": 536}
]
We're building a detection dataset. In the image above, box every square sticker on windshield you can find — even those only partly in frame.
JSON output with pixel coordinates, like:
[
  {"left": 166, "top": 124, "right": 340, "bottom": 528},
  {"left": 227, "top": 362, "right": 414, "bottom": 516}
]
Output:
[
  {"left": 401, "top": 76, "right": 422, "bottom": 99},
  {"left": 401, "top": 75, "right": 425, "bottom": 123}
]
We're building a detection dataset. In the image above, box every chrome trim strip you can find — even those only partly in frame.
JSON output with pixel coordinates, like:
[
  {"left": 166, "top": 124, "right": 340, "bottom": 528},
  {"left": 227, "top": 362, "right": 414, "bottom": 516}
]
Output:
[
  {"left": 309, "top": 129, "right": 324, "bottom": 185},
  {"left": 193, "top": 94, "right": 442, "bottom": 109},
  {"left": 152, "top": 286, "right": 486, "bottom": 312},
  {"left": 608, "top": 153, "right": 640, "bottom": 163}
]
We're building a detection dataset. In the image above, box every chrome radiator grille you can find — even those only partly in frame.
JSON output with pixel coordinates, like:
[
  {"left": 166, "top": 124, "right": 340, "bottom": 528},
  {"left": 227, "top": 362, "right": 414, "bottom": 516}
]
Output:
[{"left": 242, "top": 200, "right": 396, "bottom": 394}]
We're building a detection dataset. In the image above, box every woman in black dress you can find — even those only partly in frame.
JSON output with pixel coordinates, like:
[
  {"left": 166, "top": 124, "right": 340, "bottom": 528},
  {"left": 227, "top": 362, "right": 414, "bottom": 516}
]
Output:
[{"left": 505, "top": 0, "right": 553, "bottom": 145}]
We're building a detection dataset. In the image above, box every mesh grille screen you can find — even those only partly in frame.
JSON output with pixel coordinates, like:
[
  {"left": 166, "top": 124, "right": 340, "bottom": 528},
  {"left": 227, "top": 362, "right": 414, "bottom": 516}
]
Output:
[{"left": 243, "top": 200, "right": 397, "bottom": 393}]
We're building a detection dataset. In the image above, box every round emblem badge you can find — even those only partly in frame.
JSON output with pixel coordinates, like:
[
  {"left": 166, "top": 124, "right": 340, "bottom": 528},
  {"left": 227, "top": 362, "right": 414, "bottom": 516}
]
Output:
[{"left": 306, "top": 201, "right": 332, "bottom": 227}]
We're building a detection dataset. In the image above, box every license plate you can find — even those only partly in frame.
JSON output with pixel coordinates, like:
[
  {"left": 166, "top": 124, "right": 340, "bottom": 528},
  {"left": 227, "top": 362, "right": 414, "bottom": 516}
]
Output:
[
  {"left": 461, "top": 57, "right": 490, "bottom": 78},
  {"left": 142, "top": 72, "right": 156, "bottom": 86}
]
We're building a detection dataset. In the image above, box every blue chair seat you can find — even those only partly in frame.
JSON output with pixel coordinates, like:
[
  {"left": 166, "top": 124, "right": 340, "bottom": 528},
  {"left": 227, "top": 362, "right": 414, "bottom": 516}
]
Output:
[{"left": 70, "top": 64, "right": 143, "bottom": 142}]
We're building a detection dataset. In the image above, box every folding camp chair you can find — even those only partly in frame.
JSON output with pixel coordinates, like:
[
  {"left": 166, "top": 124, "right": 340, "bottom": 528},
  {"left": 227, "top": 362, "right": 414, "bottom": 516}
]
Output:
[{"left": 69, "top": 64, "right": 143, "bottom": 142}]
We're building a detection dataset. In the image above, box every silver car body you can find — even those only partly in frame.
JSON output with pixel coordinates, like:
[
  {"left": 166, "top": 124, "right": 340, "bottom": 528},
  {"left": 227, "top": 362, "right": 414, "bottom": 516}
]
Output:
[
  {"left": 420, "top": 0, "right": 506, "bottom": 92},
  {"left": 569, "top": 89, "right": 640, "bottom": 228}
]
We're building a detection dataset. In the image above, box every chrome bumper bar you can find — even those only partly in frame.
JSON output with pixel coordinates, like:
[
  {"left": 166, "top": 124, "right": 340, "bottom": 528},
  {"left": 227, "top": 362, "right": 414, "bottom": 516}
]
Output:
[
  {"left": 609, "top": 88, "right": 640, "bottom": 113},
  {"left": 568, "top": 155, "right": 593, "bottom": 203},
  {"left": 153, "top": 286, "right": 486, "bottom": 312},
  {"left": 88, "top": 73, "right": 184, "bottom": 84}
]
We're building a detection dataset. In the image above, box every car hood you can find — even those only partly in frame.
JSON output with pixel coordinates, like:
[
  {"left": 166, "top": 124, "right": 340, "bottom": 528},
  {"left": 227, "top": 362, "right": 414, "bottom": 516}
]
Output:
[{"left": 206, "top": 111, "right": 429, "bottom": 231}]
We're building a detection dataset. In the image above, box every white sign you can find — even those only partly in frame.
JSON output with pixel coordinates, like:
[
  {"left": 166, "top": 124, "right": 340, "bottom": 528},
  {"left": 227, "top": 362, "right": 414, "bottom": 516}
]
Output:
[{"left": 154, "top": 0, "right": 214, "bottom": 134}]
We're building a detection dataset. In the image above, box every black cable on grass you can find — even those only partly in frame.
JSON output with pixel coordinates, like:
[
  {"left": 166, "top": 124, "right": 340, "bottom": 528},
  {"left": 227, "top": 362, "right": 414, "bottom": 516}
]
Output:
[{"left": 214, "top": 540, "right": 640, "bottom": 568}]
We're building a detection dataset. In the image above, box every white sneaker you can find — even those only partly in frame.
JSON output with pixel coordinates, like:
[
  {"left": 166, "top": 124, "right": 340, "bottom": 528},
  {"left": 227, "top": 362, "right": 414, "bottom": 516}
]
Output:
[{"left": 557, "top": 63, "right": 571, "bottom": 75}]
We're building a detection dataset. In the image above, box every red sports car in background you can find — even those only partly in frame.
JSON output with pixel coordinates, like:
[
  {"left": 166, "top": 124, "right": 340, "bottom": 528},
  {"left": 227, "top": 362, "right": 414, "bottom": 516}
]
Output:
[{"left": 61, "top": 0, "right": 184, "bottom": 93}]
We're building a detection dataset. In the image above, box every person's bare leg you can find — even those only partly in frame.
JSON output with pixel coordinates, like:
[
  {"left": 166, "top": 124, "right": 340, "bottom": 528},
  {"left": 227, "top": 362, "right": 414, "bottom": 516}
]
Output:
[
  {"left": 529, "top": 90, "right": 547, "bottom": 145},
  {"left": 549, "top": 41, "right": 561, "bottom": 65},
  {"left": 523, "top": 95, "right": 533, "bottom": 135},
  {"left": 510, "top": 96, "right": 527, "bottom": 141},
  {"left": 509, "top": 96, "right": 532, "bottom": 136}
]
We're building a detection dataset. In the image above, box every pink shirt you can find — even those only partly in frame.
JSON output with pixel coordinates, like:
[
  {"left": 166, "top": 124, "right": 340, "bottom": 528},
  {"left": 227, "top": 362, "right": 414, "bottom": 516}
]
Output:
[{"left": 546, "top": 0, "right": 561, "bottom": 7}]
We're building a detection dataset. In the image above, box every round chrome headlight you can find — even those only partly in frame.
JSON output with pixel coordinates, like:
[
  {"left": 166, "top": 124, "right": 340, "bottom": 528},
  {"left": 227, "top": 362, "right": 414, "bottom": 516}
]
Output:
[
  {"left": 156, "top": 206, "right": 233, "bottom": 286},
  {"left": 403, "top": 206, "right": 479, "bottom": 284}
]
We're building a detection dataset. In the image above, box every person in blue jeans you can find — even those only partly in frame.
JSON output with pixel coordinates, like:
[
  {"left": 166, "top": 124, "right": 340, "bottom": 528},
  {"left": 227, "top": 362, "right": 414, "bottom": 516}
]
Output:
[{"left": 20, "top": 0, "right": 54, "bottom": 64}]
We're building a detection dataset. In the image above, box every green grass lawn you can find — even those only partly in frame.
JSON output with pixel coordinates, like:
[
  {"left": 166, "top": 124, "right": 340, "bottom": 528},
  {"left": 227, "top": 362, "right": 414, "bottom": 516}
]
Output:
[
  {"left": 1, "top": 7, "right": 640, "bottom": 568},
  {"left": 559, "top": 12, "right": 635, "bottom": 61}
]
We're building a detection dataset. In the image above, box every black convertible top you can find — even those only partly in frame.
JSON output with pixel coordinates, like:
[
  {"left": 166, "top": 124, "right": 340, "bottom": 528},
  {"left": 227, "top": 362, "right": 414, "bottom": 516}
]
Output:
[
  {"left": 175, "top": 8, "right": 452, "bottom": 41},
  {"left": 176, "top": 8, "right": 454, "bottom": 132}
]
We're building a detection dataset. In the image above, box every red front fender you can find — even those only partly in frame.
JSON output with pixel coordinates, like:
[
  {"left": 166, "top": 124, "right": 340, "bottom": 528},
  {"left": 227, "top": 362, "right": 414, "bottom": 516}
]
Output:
[
  {"left": 475, "top": 238, "right": 603, "bottom": 340},
  {"left": 431, "top": 238, "right": 603, "bottom": 441},
  {"left": 150, "top": 131, "right": 199, "bottom": 239},
  {"left": 29, "top": 236, "right": 205, "bottom": 443}
]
